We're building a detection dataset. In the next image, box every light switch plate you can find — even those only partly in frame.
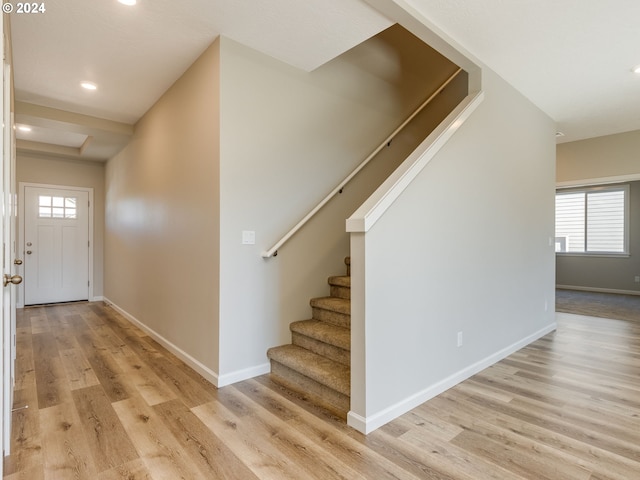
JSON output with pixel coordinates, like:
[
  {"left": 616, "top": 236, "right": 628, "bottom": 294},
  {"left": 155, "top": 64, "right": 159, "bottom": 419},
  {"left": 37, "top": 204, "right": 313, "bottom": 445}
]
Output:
[{"left": 242, "top": 230, "right": 255, "bottom": 245}]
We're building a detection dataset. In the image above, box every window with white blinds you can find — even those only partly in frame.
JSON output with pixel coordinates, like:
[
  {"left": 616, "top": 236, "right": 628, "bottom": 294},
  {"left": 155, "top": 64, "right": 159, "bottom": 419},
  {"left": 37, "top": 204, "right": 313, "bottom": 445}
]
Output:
[{"left": 555, "top": 185, "right": 628, "bottom": 254}]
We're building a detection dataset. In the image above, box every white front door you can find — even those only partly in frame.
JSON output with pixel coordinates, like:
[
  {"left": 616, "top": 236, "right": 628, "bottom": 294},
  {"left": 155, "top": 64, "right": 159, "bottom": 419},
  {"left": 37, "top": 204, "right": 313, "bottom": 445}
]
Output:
[{"left": 23, "top": 186, "right": 90, "bottom": 305}]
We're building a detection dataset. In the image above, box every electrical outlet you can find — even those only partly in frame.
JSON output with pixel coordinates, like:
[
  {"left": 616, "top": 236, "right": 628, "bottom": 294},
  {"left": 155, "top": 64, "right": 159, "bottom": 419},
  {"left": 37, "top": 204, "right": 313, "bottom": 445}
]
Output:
[
  {"left": 635, "top": 275, "right": 640, "bottom": 283},
  {"left": 457, "top": 331, "right": 463, "bottom": 347}
]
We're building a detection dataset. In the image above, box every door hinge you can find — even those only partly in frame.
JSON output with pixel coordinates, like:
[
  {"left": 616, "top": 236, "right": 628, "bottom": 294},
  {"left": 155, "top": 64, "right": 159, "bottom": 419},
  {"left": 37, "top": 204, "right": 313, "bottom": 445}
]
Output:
[{"left": 88, "top": 280, "right": 90, "bottom": 287}]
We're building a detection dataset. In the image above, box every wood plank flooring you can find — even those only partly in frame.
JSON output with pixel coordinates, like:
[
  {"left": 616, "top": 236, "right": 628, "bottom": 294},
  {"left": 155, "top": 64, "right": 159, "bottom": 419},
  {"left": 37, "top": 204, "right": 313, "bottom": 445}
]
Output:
[{"left": 4, "top": 302, "right": 640, "bottom": 479}]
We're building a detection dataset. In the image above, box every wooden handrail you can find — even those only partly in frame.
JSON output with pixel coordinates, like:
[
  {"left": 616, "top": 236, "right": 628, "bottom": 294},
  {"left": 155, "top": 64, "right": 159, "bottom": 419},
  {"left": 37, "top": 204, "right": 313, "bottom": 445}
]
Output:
[{"left": 261, "top": 67, "right": 463, "bottom": 258}]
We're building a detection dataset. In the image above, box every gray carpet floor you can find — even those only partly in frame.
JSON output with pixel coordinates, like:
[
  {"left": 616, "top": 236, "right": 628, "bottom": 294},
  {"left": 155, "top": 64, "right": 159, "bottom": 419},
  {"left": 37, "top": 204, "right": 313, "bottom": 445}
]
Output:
[{"left": 556, "top": 288, "right": 640, "bottom": 322}]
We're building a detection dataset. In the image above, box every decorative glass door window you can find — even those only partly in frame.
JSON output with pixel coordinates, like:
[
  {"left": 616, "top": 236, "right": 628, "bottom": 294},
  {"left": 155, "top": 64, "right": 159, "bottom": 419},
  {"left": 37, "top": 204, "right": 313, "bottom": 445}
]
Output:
[{"left": 38, "top": 195, "right": 77, "bottom": 219}]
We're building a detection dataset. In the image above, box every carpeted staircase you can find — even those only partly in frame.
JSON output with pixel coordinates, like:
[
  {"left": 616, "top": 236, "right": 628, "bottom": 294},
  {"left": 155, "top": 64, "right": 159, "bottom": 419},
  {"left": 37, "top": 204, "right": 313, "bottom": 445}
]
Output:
[{"left": 267, "top": 257, "right": 351, "bottom": 418}]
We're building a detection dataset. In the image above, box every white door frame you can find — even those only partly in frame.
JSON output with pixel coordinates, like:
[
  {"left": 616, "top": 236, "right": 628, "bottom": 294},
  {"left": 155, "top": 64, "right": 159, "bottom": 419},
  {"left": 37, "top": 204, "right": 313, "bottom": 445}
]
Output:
[
  {"left": 1, "top": 39, "right": 13, "bottom": 462},
  {"left": 18, "top": 182, "right": 94, "bottom": 308}
]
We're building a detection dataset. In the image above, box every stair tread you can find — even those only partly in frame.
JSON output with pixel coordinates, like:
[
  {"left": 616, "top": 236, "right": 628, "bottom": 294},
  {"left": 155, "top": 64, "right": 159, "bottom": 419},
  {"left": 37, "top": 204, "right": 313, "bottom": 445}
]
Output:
[
  {"left": 291, "top": 320, "right": 350, "bottom": 351},
  {"left": 310, "top": 296, "right": 350, "bottom": 314},
  {"left": 328, "top": 276, "right": 350, "bottom": 288},
  {"left": 267, "top": 345, "right": 350, "bottom": 396}
]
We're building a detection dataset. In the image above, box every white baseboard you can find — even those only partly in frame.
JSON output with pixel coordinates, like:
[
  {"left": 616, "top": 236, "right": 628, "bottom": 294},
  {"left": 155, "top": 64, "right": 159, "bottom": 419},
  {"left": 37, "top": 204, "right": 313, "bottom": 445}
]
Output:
[
  {"left": 103, "top": 297, "right": 223, "bottom": 387},
  {"left": 557, "top": 285, "right": 640, "bottom": 296},
  {"left": 348, "top": 322, "right": 557, "bottom": 434},
  {"left": 217, "top": 363, "right": 271, "bottom": 388}
]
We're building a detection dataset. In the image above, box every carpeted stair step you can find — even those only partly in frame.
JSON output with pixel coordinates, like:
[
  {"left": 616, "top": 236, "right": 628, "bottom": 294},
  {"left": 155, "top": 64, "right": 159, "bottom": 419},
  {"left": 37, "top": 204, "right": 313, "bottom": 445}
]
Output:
[
  {"left": 267, "top": 344, "right": 350, "bottom": 418},
  {"left": 328, "top": 275, "right": 351, "bottom": 300},
  {"left": 290, "top": 320, "right": 350, "bottom": 366},
  {"left": 266, "top": 256, "right": 352, "bottom": 419},
  {"left": 310, "top": 296, "right": 351, "bottom": 327}
]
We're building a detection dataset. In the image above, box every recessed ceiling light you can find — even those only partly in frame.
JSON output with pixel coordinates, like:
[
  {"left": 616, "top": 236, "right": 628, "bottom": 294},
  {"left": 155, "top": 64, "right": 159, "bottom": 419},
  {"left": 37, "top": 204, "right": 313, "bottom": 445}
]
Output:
[
  {"left": 81, "top": 82, "right": 97, "bottom": 91},
  {"left": 632, "top": 65, "right": 640, "bottom": 74},
  {"left": 118, "top": 0, "right": 136, "bottom": 5},
  {"left": 17, "top": 125, "right": 32, "bottom": 132},
  {"left": 555, "top": 131, "right": 565, "bottom": 137}
]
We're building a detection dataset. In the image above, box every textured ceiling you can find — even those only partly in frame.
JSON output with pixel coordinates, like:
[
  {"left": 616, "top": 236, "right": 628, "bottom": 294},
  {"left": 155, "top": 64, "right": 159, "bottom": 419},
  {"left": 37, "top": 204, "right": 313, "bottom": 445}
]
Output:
[{"left": 9, "top": 0, "right": 640, "bottom": 161}]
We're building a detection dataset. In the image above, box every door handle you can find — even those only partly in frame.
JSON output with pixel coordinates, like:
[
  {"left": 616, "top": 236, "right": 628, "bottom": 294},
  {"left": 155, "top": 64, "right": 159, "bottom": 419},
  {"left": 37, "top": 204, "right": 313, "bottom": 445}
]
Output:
[
  {"left": 3, "top": 274, "right": 23, "bottom": 287},
  {"left": 14, "top": 259, "right": 23, "bottom": 265}
]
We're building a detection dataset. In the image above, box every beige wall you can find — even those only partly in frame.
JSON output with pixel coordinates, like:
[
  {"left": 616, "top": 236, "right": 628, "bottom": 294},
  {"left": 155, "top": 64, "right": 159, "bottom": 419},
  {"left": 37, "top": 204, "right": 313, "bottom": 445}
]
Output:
[
  {"left": 557, "top": 129, "right": 640, "bottom": 182},
  {"left": 104, "top": 26, "right": 466, "bottom": 384},
  {"left": 349, "top": 66, "right": 557, "bottom": 432},
  {"left": 556, "top": 130, "right": 640, "bottom": 293},
  {"left": 105, "top": 40, "right": 221, "bottom": 375},
  {"left": 217, "top": 26, "right": 465, "bottom": 380},
  {"left": 16, "top": 154, "right": 106, "bottom": 300}
]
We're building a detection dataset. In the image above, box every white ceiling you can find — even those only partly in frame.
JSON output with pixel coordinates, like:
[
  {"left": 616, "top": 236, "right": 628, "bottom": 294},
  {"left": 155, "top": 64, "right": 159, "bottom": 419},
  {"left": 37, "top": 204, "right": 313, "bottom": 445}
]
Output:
[
  {"left": 404, "top": 0, "right": 640, "bottom": 143},
  {"left": 10, "top": 0, "right": 392, "bottom": 160},
  {"left": 9, "top": 0, "right": 640, "bottom": 161}
]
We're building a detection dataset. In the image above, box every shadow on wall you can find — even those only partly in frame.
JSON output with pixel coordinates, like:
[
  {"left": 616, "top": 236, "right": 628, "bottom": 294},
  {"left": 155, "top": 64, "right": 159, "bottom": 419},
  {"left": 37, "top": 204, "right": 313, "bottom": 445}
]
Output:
[{"left": 273, "top": 24, "right": 469, "bottom": 334}]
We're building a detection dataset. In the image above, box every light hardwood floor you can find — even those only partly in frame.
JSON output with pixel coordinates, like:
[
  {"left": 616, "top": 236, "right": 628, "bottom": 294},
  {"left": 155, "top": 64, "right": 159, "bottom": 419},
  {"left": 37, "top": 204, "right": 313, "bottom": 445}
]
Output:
[{"left": 3, "top": 302, "right": 640, "bottom": 479}]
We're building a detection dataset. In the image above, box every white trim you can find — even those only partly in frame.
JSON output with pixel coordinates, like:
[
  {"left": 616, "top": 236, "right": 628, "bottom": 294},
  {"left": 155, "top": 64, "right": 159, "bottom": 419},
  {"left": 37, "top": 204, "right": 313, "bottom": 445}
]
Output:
[
  {"left": 556, "top": 253, "right": 630, "bottom": 258},
  {"left": 556, "top": 285, "right": 640, "bottom": 296},
  {"left": 91, "top": 295, "right": 105, "bottom": 302},
  {"left": 217, "top": 363, "right": 271, "bottom": 388},
  {"left": 346, "top": 412, "right": 368, "bottom": 433},
  {"left": 347, "top": 91, "right": 484, "bottom": 233},
  {"left": 347, "top": 322, "right": 557, "bottom": 434},
  {"left": 556, "top": 173, "right": 640, "bottom": 188},
  {"left": 18, "top": 182, "right": 94, "bottom": 308},
  {"left": 555, "top": 183, "right": 630, "bottom": 255},
  {"left": 103, "top": 297, "right": 221, "bottom": 387}
]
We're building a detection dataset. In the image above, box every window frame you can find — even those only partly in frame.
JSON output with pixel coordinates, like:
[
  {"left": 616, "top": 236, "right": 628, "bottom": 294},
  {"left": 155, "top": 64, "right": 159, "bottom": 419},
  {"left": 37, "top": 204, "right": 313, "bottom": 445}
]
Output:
[{"left": 555, "top": 183, "right": 630, "bottom": 257}]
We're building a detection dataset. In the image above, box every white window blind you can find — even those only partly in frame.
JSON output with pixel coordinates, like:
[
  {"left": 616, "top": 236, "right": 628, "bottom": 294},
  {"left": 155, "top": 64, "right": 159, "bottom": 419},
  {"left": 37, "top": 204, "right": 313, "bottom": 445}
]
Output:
[
  {"left": 555, "top": 193, "right": 585, "bottom": 252},
  {"left": 555, "top": 186, "right": 627, "bottom": 254}
]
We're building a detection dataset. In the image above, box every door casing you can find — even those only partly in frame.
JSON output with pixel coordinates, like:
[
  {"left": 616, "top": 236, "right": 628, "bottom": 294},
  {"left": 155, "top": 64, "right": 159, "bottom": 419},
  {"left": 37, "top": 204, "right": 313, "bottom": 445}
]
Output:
[{"left": 1, "top": 53, "right": 16, "bottom": 462}]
